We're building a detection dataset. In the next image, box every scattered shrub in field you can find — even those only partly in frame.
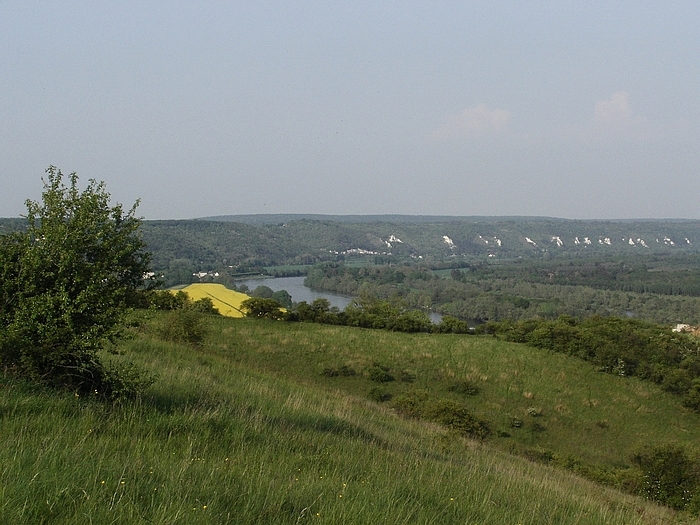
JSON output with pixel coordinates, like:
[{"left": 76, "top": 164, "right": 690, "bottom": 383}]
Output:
[
  {"left": 632, "top": 443, "right": 700, "bottom": 512},
  {"left": 391, "top": 390, "right": 429, "bottom": 418},
  {"left": 510, "top": 417, "right": 524, "bottom": 428},
  {"left": 145, "top": 290, "right": 220, "bottom": 315},
  {"left": 368, "top": 364, "right": 394, "bottom": 383},
  {"left": 424, "top": 399, "right": 491, "bottom": 439},
  {"left": 447, "top": 380, "right": 480, "bottom": 396},
  {"left": 527, "top": 407, "right": 543, "bottom": 417},
  {"left": 321, "top": 365, "right": 357, "bottom": 377},
  {"left": 99, "top": 359, "right": 156, "bottom": 400},
  {"left": 662, "top": 368, "right": 693, "bottom": 395},
  {"left": 368, "top": 387, "right": 392, "bottom": 402},
  {"left": 156, "top": 310, "right": 207, "bottom": 344},
  {"left": 145, "top": 290, "right": 190, "bottom": 310}
]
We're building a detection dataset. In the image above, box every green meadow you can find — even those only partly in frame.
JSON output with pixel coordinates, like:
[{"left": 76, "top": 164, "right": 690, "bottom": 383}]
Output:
[{"left": 2, "top": 311, "right": 699, "bottom": 524}]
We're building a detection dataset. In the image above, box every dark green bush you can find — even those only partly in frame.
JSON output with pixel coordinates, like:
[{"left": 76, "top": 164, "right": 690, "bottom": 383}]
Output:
[
  {"left": 632, "top": 444, "right": 700, "bottom": 511},
  {"left": 368, "top": 364, "right": 394, "bottom": 383},
  {"left": 241, "top": 297, "right": 285, "bottom": 320},
  {"left": 424, "top": 399, "right": 491, "bottom": 439},
  {"left": 433, "top": 315, "right": 471, "bottom": 334},
  {"left": 188, "top": 297, "right": 220, "bottom": 315},
  {"left": 368, "top": 387, "right": 392, "bottom": 403},
  {"left": 683, "top": 380, "right": 700, "bottom": 411},
  {"left": 156, "top": 310, "right": 207, "bottom": 345},
  {"left": 391, "top": 390, "right": 429, "bottom": 419}
]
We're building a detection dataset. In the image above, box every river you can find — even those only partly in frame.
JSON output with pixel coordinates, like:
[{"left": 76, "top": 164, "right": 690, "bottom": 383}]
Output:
[{"left": 239, "top": 276, "right": 442, "bottom": 323}]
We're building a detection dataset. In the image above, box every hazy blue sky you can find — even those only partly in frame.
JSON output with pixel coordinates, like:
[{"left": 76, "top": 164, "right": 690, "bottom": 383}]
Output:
[{"left": 1, "top": 2, "right": 698, "bottom": 219}]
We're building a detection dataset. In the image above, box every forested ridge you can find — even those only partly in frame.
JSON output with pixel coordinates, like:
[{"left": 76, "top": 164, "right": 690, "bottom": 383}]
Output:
[{"left": 4, "top": 216, "right": 700, "bottom": 272}]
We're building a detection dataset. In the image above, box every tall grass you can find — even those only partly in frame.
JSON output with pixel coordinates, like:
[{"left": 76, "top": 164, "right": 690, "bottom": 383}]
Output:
[{"left": 0, "top": 313, "right": 697, "bottom": 523}]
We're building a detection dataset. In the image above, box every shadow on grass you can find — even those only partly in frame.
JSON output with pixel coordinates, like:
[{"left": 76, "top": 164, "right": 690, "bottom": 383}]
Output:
[{"left": 270, "top": 411, "right": 383, "bottom": 445}]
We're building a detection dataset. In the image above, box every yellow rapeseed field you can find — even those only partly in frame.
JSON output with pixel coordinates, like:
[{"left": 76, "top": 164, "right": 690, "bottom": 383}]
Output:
[{"left": 174, "top": 283, "right": 250, "bottom": 318}]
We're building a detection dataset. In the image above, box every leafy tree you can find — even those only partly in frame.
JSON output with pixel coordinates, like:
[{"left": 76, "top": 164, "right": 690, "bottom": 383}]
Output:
[
  {"left": 271, "top": 289, "right": 293, "bottom": 309},
  {"left": 241, "top": 297, "right": 285, "bottom": 320},
  {"left": 251, "top": 285, "right": 274, "bottom": 298},
  {"left": 0, "top": 167, "right": 153, "bottom": 397}
]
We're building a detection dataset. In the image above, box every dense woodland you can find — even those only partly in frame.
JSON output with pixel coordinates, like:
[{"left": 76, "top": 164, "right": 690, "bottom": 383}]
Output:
[{"left": 304, "top": 257, "right": 700, "bottom": 325}]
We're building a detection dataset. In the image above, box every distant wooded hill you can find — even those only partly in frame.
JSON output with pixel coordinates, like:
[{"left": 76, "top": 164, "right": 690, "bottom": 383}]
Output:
[
  {"left": 3, "top": 215, "right": 700, "bottom": 271},
  {"left": 142, "top": 216, "right": 700, "bottom": 270}
]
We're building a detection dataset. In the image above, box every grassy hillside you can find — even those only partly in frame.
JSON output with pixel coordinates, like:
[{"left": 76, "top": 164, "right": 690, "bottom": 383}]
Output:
[{"left": 1, "top": 313, "right": 699, "bottom": 523}]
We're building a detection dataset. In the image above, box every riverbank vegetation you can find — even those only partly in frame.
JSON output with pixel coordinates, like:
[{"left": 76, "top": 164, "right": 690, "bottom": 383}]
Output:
[{"left": 304, "top": 260, "right": 700, "bottom": 325}]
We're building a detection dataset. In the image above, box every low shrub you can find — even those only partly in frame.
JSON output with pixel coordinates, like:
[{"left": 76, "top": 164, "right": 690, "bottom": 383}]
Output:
[
  {"left": 155, "top": 310, "right": 207, "bottom": 345},
  {"left": 368, "top": 387, "right": 393, "bottom": 402},
  {"left": 391, "top": 390, "right": 429, "bottom": 419},
  {"left": 632, "top": 443, "right": 700, "bottom": 511},
  {"left": 424, "top": 399, "right": 491, "bottom": 439},
  {"left": 368, "top": 364, "right": 394, "bottom": 383}
]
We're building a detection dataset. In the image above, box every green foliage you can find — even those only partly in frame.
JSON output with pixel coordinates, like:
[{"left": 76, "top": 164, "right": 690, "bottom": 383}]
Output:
[
  {"left": 155, "top": 309, "right": 207, "bottom": 344},
  {"left": 240, "top": 297, "right": 285, "bottom": 320},
  {"left": 425, "top": 399, "right": 491, "bottom": 439},
  {"left": 391, "top": 390, "right": 490, "bottom": 440},
  {"left": 368, "top": 364, "right": 394, "bottom": 383},
  {"left": 433, "top": 315, "right": 472, "bottom": 334},
  {"left": 144, "top": 290, "right": 220, "bottom": 316},
  {"left": 188, "top": 296, "right": 220, "bottom": 315},
  {"left": 144, "top": 290, "right": 190, "bottom": 310},
  {"left": 632, "top": 444, "right": 700, "bottom": 511},
  {"left": 344, "top": 297, "right": 432, "bottom": 332},
  {"left": 305, "top": 259, "right": 700, "bottom": 325},
  {"left": 0, "top": 167, "right": 152, "bottom": 398}
]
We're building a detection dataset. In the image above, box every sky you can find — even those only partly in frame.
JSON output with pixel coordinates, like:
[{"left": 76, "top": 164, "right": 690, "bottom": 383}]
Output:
[{"left": 1, "top": 2, "right": 698, "bottom": 220}]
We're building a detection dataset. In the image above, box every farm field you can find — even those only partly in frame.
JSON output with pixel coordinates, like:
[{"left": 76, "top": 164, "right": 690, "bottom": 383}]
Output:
[
  {"left": 172, "top": 283, "right": 249, "bottom": 317},
  {"left": 2, "top": 311, "right": 698, "bottom": 524}
]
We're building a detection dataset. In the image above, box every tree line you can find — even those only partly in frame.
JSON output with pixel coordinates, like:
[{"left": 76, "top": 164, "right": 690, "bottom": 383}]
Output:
[{"left": 304, "top": 262, "right": 700, "bottom": 325}]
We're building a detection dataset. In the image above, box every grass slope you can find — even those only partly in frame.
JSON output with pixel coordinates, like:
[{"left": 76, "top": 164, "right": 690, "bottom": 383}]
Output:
[{"left": 1, "top": 313, "right": 698, "bottom": 524}]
